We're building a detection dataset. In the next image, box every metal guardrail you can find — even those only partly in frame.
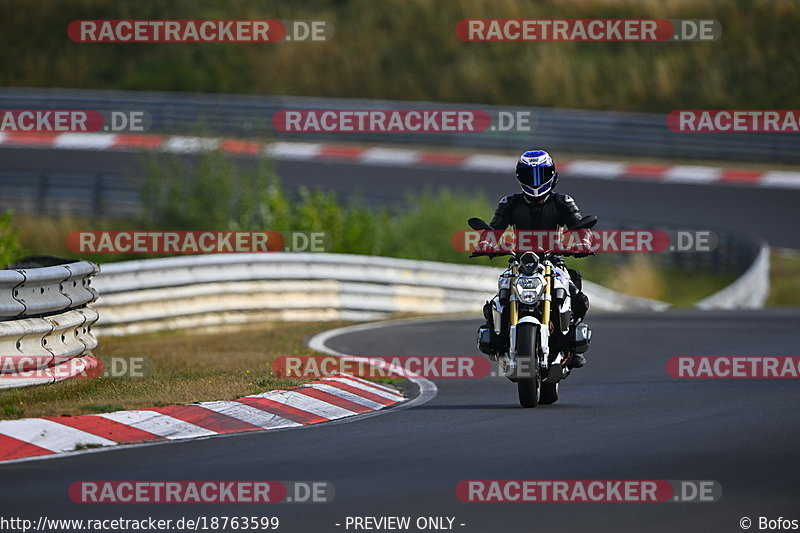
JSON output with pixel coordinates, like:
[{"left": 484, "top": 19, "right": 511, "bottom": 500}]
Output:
[
  {"left": 696, "top": 243, "right": 771, "bottom": 309},
  {"left": 0, "top": 245, "right": 768, "bottom": 391},
  {"left": 0, "top": 259, "right": 99, "bottom": 390},
  {"left": 597, "top": 219, "right": 766, "bottom": 276},
  {"left": 1, "top": 88, "right": 798, "bottom": 163},
  {"left": 0, "top": 259, "right": 99, "bottom": 319},
  {"left": 92, "top": 253, "right": 669, "bottom": 337}
]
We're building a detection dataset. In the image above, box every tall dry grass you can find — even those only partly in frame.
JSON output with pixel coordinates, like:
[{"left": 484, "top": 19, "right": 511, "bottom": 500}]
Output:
[{"left": 1, "top": 0, "right": 796, "bottom": 112}]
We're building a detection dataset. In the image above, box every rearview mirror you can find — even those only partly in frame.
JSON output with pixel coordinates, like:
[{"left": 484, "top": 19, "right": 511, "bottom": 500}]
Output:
[
  {"left": 468, "top": 217, "right": 491, "bottom": 231},
  {"left": 571, "top": 215, "right": 598, "bottom": 230}
]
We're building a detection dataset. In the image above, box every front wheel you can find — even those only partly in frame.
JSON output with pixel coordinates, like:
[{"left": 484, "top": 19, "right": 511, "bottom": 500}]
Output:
[{"left": 516, "top": 323, "right": 540, "bottom": 408}]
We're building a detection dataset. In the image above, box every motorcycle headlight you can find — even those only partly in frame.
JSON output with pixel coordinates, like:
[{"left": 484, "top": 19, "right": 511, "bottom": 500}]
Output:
[{"left": 514, "top": 276, "right": 544, "bottom": 304}]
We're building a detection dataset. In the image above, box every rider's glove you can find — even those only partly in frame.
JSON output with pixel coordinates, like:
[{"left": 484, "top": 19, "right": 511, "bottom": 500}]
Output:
[
  {"left": 476, "top": 240, "right": 495, "bottom": 252},
  {"left": 571, "top": 229, "right": 594, "bottom": 254}
]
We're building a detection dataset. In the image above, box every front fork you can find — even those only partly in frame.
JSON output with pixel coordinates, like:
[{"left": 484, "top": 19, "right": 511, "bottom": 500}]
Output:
[{"left": 509, "top": 264, "right": 552, "bottom": 375}]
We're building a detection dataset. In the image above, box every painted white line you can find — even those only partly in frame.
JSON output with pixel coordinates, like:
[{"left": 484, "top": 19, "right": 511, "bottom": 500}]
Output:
[
  {"left": 310, "top": 383, "right": 387, "bottom": 410},
  {"left": 53, "top": 133, "right": 118, "bottom": 150},
  {"left": 759, "top": 171, "right": 800, "bottom": 189},
  {"left": 0, "top": 419, "right": 116, "bottom": 452},
  {"left": 307, "top": 317, "right": 438, "bottom": 411},
  {"left": 197, "top": 401, "right": 301, "bottom": 430},
  {"left": 248, "top": 389, "right": 355, "bottom": 419},
  {"left": 462, "top": 154, "right": 512, "bottom": 173},
  {"left": 98, "top": 410, "right": 216, "bottom": 440},
  {"left": 265, "top": 142, "right": 322, "bottom": 160},
  {"left": 563, "top": 160, "right": 627, "bottom": 179},
  {"left": 663, "top": 165, "right": 722, "bottom": 183},
  {"left": 161, "top": 136, "right": 220, "bottom": 153},
  {"left": 359, "top": 147, "right": 420, "bottom": 166}
]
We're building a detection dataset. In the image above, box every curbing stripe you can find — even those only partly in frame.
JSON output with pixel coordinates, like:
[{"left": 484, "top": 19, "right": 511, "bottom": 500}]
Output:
[
  {"left": 719, "top": 169, "right": 764, "bottom": 183},
  {"left": 112, "top": 134, "right": 165, "bottom": 148},
  {"left": 196, "top": 401, "right": 301, "bottom": 430},
  {"left": 662, "top": 165, "right": 722, "bottom": 183},
  {"left": 0, "top": 374, "right": 405, "bottom": 464},
  {"left": 249, "top": 389, "right": 356, "bottom": 419},
  {"left": 308, "top": 383, "right": 388, "bottom": 410},
  {"left": 359, "top": 147, "right": 420, "bottom": 166},
  {"left": 760, "top": 171, "right": 800, "bottom": 189},
  {"left": 567, "top": 160, "right": 628, "bottom": 179},
  {"left": 321, "top": 378, "right": 402, "bottom": 404},
  {"left": 0, "top": 434, "right": 53, "bottom": 461},
  {"left": 235, "top": 396, "right": 327, "bottom": 425},
  {"left": 294, "top": 387, "right": 373, "bottom": 414},
  {"left": 53, "top": 133, "right": 117, "bottom": 150},
  {"left": 1, "top": 132, "right": 799, "bottom": 189},
  {"left": 160, "top": 136, "right": 220, "bottom": 153},
  {"left": 330, "top": 373, "right": 405, "bottom": 397},
  {"left": 145, "top": 405, "right": 265, "bottom": 434},
  {"left": 0, "top": 419, "right": 116, "bottom": 452},
  {"left": 44, "top": 415, "right": 164, "bottom": 443},
  {"left": 265, "top": 141, "right": 322, "bottom": 159},
  {"left": 96, "top": 410, "right": 217, "bottom": 440}
]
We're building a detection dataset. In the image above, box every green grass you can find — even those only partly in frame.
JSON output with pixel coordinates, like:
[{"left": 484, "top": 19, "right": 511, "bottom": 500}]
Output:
[
  {"left": 0, "top": 321, "right": 344, "bottom": 420},
  {"left": 1, "top": 0, "right": 798, "bottom": 113},
  {"left": 82, "top": 403, "right": 124, "bottom": 414},
  {"left": 73, "top": 443, "right": 105, "bottom": 451},
  {"left": 768, "top": 252, "right": 800, "bottom": 306}
]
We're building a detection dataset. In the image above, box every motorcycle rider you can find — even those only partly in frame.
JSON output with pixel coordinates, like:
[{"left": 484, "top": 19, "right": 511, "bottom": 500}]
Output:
[{"left": 478, "top": 149, "right": 593, "bottom": 368}]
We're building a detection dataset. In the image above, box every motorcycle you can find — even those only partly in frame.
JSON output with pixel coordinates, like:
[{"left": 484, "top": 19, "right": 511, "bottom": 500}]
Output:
[{"left": 468, "top": 215, "right": 597, "bottom": 408}]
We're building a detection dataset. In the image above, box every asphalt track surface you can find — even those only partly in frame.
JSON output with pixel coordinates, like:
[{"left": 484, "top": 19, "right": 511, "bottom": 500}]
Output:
[
  {"left": 0, "top": 146, "right": 798, "bottom": 248},
  {"left": 1, "top": 310, "right": 798, "bottom": 532}
]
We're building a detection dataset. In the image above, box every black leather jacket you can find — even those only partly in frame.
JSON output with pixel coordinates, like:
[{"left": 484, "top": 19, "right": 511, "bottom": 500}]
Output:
[{"left": 489, "top": 192, "right": 583, "bottom": 231}]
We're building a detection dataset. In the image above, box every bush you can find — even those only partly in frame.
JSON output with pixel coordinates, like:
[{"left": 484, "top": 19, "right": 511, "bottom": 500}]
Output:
[{"left": 0, "top": 210, "right": 26, "bottom": 267}]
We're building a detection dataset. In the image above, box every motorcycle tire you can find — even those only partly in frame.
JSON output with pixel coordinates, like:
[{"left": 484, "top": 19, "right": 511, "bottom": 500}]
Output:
[{"left": 516, "top": 323, "right": 541, "bottom": 408}]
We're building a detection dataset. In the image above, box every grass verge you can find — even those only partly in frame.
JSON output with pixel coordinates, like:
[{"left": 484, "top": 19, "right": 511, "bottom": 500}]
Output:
[
  {"left": 768, "top": 251, "right": 800, "bottom": 306},
  {"left": 2, "top": 0, "right": 798, "bottom": 113},
  {"left": 0, "top": 321, "right": 351, "bottom": 420}
]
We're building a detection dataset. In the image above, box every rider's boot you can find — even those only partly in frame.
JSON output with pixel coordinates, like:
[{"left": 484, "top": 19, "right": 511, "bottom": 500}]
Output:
[{"left": 568, "top": 354, "right": 586, "bottom": 368}]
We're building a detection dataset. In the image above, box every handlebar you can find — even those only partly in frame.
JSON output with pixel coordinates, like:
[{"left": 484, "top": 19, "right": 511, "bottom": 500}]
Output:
[
  {"left": 469, "top": 250, "right": 595, "bottom": 259},
  {"left": 469, "top": 251, "right": 511, "bottom": 259}
]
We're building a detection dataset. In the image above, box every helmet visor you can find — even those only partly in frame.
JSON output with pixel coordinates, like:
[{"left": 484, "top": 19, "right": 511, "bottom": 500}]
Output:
[{"left": 519, "top": 164, "right": 555, "bottom": 187}]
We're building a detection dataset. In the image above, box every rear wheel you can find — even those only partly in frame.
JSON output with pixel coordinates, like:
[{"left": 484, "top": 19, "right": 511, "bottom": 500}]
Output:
[
  {"left": 539, "top": 381, "right": 559, "bottom": 404},
  {"left": 516, "top": 323, "right": 540, "bottom": 408}
]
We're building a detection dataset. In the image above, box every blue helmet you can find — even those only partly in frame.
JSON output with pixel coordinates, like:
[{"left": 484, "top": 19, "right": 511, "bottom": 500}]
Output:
[{"left": 516, "top": 150, "right": 558, "bottom": 199}]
